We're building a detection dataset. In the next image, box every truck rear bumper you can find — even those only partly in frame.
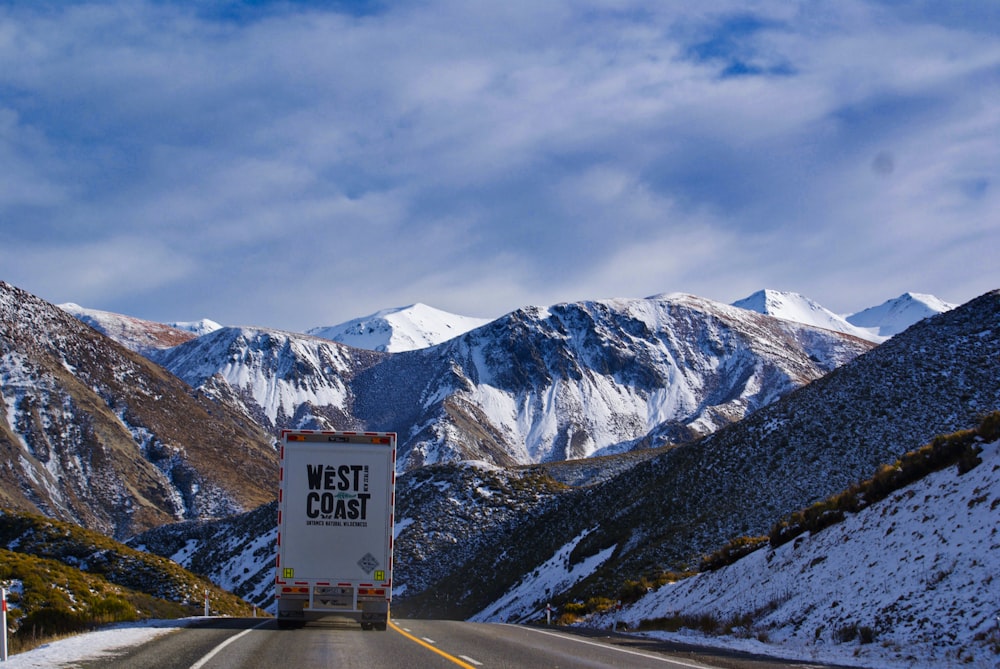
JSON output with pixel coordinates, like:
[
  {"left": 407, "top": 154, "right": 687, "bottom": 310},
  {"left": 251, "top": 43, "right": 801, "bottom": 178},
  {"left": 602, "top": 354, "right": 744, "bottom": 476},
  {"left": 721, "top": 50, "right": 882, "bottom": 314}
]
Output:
[{"left": 276, "top": 595, "right": 388, "bottom": 630}]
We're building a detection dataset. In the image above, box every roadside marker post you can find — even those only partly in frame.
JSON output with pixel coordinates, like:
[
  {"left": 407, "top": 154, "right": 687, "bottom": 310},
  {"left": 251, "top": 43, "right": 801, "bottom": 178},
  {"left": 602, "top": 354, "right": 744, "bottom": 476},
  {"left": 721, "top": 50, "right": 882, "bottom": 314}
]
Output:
[{"left": 2, "top": 586, "right": 8, "bottom": 662}]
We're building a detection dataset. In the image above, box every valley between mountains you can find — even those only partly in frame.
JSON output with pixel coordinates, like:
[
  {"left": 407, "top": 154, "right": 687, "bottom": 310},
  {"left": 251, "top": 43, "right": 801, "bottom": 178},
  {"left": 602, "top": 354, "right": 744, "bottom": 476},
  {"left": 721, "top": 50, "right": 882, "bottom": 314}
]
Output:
[{"left": 2, "top": 280, "right": 998, "bottom": 667}]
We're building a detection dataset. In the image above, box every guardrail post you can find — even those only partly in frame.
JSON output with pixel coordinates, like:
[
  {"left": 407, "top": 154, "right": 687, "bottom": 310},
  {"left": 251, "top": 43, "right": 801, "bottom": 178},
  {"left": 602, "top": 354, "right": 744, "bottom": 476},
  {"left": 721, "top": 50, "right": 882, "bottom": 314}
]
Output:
[{"left": 2, "top": 586, "right": 8, "bottom": 662}]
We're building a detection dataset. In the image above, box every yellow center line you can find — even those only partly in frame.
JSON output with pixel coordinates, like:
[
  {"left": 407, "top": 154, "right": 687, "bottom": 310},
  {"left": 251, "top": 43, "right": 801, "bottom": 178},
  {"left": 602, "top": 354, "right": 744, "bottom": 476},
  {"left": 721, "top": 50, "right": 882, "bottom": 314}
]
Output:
[{"left": 389, "top": 620, "right": 477, "bottom": 669}]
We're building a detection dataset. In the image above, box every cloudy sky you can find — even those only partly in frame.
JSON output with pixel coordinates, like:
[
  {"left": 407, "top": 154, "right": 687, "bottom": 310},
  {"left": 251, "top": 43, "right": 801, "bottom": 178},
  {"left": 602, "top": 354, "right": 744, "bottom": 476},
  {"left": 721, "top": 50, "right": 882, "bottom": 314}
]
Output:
[{"left": 1, "top": 1, "right": 997, "bottom": 331}]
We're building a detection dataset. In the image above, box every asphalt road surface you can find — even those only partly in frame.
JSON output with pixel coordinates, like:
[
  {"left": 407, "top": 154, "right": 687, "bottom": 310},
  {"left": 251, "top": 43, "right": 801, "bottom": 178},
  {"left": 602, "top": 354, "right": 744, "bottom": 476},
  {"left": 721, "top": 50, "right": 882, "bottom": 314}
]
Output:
[{"left": 76, "top": 617, "right": 849, "bottom": 669}]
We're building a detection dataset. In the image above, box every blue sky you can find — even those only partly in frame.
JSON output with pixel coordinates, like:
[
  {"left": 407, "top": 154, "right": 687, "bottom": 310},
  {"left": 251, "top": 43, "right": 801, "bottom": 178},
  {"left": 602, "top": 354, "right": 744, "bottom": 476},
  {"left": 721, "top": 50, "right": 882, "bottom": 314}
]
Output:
[{"left": 1, "top": 1, "right": 997, "bottom": 331}]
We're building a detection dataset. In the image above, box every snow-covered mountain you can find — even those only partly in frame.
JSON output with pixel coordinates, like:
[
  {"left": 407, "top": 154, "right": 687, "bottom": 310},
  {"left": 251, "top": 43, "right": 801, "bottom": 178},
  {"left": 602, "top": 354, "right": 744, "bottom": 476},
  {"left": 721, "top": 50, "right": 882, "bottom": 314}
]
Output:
[
  {"left": 58, "top": 302, "right": 202, "bottom": 354},
  {"left": 387, "top": 293, "right": 872, "bottom": 468},
  {"left": 307, "top": 303, "right": 492, "bottom": 352},
  {"left": 151, "top": 293, "right": 873, "bottom": 471},
  {"left": 846, "top": 291, "right": 956, "bottom": 339},
  {"left": 732, "top": 289, "right": 881, "bottom": 342},
  {"left": 732, "top": 289, "right": 955, "bottom": 344}
]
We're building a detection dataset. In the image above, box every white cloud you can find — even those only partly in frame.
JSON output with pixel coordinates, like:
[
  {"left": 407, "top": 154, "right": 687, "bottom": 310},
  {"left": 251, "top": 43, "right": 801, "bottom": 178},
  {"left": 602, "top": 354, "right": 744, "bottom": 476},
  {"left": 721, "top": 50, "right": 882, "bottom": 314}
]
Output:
[
  {"left": 0, "top": 1, "right": 996, "bottom": 328},
  {"left": 0, "top": 237, "right": 197, "bottom": 306}
]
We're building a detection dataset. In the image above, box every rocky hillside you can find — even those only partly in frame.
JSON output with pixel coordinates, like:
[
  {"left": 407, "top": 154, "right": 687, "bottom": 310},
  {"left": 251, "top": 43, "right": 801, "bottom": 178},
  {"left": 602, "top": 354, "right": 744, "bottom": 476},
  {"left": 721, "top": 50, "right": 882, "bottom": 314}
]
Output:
[
  {"left": 0, "top": 281, "right": 278, "bottom": 539},
  {"left": 586, "top": 415, "right": 1000, "bottom": 669},
  {"left": 127, "top": 501, "right": 278, "bottom": 611}
]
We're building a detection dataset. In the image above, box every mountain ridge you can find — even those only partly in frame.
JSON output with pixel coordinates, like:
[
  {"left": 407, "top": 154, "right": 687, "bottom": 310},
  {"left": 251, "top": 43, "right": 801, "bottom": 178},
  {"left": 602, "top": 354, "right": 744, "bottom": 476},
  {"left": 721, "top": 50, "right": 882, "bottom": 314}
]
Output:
[
  {"left": 149, "top": 292, "right": 874, "bottom": 471},
  {"left": 60, "top": 289, "right": 953, "bottom": 357}
]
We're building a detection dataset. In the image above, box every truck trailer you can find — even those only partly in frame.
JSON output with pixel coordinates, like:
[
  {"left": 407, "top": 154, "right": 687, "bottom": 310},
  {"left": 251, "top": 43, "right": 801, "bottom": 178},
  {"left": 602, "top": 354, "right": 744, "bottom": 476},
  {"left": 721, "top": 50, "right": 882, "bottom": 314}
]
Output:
[{"left": 275, "top": 430, "right": 396, "bottom": 630}]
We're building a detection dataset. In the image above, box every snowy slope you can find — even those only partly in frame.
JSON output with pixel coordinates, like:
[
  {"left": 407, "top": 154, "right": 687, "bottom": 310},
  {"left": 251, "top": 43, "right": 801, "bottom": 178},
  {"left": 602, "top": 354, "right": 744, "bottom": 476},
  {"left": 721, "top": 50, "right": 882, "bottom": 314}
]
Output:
[
  {"left": 846, "top": 292, "right": 956, "bottom": 339},
  {"left": 469, "top": 529, "right": 617, "bottom": 624},
  {"left": 307, "top": 303, "right": 492, "bottom": 352},
  {"left": 588, "top": 437, "right": 1000, "bottom": 669},
  {"left": 732, "top": 289, "right": 880, "bottom": 342}
]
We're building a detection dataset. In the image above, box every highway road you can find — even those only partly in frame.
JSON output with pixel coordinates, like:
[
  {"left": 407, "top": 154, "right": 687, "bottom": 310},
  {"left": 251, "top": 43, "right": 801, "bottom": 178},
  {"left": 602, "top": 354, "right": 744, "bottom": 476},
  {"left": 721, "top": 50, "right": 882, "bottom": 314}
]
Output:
[{"left": 75, "top": 617, "right": 844, "bottom": 669}]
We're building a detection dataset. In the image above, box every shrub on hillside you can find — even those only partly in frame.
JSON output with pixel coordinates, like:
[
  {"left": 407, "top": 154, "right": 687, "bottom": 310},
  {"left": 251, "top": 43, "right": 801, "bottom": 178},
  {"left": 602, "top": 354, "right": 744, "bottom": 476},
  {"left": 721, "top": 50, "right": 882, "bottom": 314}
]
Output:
[
  {"left": 699, "top": 536, "right": 769, "bottom": 572},
  {"left": 769, "top": 411, "right": 998, "bottom": 548}
]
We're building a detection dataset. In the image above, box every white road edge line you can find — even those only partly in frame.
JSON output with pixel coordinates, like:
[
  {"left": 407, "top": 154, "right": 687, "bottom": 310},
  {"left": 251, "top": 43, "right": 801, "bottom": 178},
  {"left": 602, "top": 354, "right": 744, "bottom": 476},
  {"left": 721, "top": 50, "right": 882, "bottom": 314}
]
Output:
[
  {"left": 459, "top": 655, "right": 483, "bottom": 666},
  {"left": 189, "top": 619, "right": 271, "bottom": 669},
  {"left": 514, "top": 625, "right": 717, "bottom": 668}
]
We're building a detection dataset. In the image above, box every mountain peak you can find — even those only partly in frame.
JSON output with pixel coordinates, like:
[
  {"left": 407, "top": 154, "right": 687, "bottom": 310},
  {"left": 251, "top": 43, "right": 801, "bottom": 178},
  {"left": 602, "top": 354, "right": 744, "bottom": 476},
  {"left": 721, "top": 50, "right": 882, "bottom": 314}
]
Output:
[
  {"left": 307, "top": 303, "right": 492, "bottom": 352},
  {"left": 731, "top": 289, "right": 879, "bottom": 342},
  {"left": 846, "top": 292, "right": 956, "bottom": 338}
]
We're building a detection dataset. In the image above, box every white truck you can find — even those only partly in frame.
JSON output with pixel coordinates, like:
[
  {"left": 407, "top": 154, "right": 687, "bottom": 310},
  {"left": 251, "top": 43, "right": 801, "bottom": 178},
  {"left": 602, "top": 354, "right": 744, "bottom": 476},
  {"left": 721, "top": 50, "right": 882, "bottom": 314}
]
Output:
[{"left": 275, "top": 429, "right": 396, "bottom": 630}]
